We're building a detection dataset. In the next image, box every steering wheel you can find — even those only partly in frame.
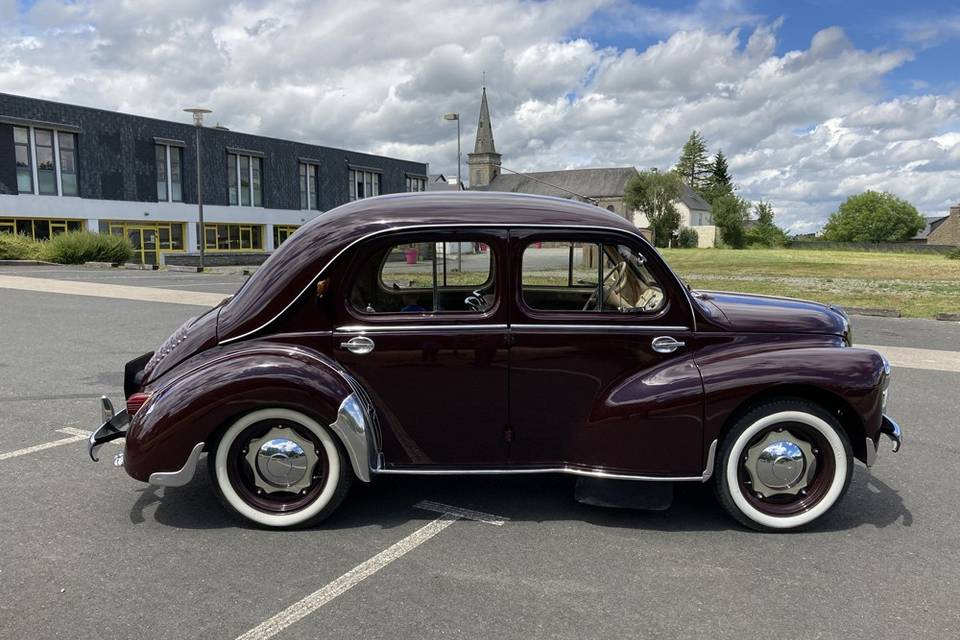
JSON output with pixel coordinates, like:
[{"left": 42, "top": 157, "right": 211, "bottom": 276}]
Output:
[{"left": 582, "top": 262, "right": 628, "bottom": 311}]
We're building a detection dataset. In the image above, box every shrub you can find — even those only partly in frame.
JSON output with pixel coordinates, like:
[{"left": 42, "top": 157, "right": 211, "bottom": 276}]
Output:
[
  {"left": 946, "top": 247, "right": 960, "bottom": 260},
  {"left": 42, "top": 231, "right": 133, "bottom": 264},
  {"left": 0, "top": 233, "right": 44, "bottom": 260},
  {"left": 677, "top": 227, "right": 699, "bottom": 248},
  {"left": 822, "top": 191, "right": 925, "bottom": 242}
]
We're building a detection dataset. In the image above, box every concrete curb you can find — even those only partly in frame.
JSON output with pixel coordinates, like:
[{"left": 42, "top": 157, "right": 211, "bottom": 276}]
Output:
[
  {"left": 841, "top": 307, "right": 902, "bottom": 318},
  {"left": 936, "top": 312, "right": 960, "bottom": 322},
  {"left": 0, "top": 259, "right": 58, "bottom": 266},
  {"left": 166, "top": 265, "right": 202, "bottom": 273}
]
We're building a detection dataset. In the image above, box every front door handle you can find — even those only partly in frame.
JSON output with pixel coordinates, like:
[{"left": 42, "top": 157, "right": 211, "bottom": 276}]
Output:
[
  {"left": 651, "top": 336, "right": 685, "bottom": 354},
  {"left": 340, "top": 336, "right": 375, "bottom": 355}
]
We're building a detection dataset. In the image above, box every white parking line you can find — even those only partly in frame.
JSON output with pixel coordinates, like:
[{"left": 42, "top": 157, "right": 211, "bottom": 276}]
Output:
[
  {"left": 0, "top": 427, "right": 122, "bottom": 461},
  {"left": 235, "top": 501, "right": 508, "bottom": 640}
]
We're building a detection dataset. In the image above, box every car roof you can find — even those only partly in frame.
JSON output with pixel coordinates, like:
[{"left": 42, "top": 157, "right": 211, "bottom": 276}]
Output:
[{"left": 218, "top": 192, "right": 644, "bottom": 342}]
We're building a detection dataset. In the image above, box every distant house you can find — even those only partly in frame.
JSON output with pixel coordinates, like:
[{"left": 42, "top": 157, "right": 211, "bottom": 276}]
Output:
[
  {"left": 463, "top": 87, "right": 715, "bottom": 247},
  {"left": 913, "top": 206, "right": 960, "bottom": 245},
  {"left": 427, "top": 174, "right": 464, "bottom": 191}
]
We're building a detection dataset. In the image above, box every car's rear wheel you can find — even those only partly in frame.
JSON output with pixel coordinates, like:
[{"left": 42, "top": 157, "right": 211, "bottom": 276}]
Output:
[
  {"left": 209, "top": 408, "right": 351, "bottom": 528},
  {"left": 714, "top": 399, "right": 852, "bottom": 532}
]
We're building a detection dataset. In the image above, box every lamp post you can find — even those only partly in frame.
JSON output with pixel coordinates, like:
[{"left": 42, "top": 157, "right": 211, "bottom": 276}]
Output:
[
  {"left": 443, "top": 112, "right": 460, "bottom": 190},
  {"left": 443, "top": 112, "right": 462, "bottom": 271},
  {"left": 184, "top": 107, "right": 212, "bottom": 271}
]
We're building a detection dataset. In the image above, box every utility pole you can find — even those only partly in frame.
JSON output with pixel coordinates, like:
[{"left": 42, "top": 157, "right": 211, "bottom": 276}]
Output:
[{"left": 184, "top": 107, "right": 212, "bottom": 271}]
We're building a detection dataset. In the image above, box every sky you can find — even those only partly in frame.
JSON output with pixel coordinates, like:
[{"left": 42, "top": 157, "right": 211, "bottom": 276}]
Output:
[{"left": 2, "top": 0, "right": 959, "bottom": 232}]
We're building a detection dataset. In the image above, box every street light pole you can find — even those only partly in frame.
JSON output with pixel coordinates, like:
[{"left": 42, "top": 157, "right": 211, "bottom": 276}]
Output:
[
  {"left": 184, "top": 108, "right": 212, "bottom": 271},
  {"left": 443, "top": 112, "right": 462, "bottom": 271}
]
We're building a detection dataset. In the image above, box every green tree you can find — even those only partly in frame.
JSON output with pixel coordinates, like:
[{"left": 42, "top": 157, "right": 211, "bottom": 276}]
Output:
[
  {"left": 705, "top": 149, "right": 733, "bottom": 204},
  {"left": 675, "top": 130, "right": 711, "bottom": 194},
  {"left": 624, "top": 169, "right": 682, "bottom": 247},
  {"left": 712, "top": 194, "right": 750, "bottom": 249},
  {"left": 822, "top": 191, "right": 925, "bottom": 242},
  {"left": 746, "top": 201, "right": 789, "bottom": 247}
]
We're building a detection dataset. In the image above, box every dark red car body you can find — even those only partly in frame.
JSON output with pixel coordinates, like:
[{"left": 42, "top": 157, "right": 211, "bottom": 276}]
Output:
[{"left": 109, "top": 192, "right": 893, "bottom": 490}]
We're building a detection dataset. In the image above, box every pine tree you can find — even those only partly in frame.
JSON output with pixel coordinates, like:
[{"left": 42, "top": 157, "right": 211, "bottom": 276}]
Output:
[
  {"left": 675, "top": 131, "right": 711, "bottom": 194},
  {"left": 706, "top": 150, "right": 733, "bottom": 204}
]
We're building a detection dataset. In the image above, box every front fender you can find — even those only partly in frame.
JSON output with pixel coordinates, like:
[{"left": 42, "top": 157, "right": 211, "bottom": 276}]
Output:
[
  {"left": 696, "top": 338, "right": 886, "bottom": 460},
  {"left": 124, "top": 342, "right": 368, "bottom": 483}
]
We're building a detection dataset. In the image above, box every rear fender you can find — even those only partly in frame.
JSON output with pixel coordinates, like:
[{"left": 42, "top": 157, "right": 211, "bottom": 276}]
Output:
[{"left": 124, "top": 343, "right": 375, "bottom": 483}]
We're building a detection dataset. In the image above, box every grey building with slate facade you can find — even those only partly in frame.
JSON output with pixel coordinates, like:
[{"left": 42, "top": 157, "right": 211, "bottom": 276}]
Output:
[{"left": 0, "top": 92, "right": 428, "bottom": 263}]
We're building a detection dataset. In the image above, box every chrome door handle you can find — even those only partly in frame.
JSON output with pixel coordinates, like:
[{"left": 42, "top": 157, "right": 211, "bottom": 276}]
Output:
[
  {"left": 340, "top": 336, "right": 375, "bottom": 355},
  {"left": 651, "top": 336, "right": 685, "bottom": 354}
]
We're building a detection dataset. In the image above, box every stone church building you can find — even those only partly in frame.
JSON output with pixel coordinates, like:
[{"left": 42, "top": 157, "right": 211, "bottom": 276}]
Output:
[{"left": 467, "top": 88, "right": 716, "bottom": 247}]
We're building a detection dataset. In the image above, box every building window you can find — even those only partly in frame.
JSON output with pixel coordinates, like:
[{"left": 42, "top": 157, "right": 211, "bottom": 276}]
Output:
[
  {"left": 59, "top": 133, "right": 78, "bottom": 196},
  {"left": 0, "top": 217, "right": 83, "bottom": 240},
  {"left": 35, "top": 129, "right": 57, "bottom": 195},
  {"left": 273, "top": 224, "right": 300, "bottom": 247},
  {"left": 203, "top": 223, "right": 264, "bottom": 251},
  {"left": 155, "top": 144, "right": 183, "bottom": 203},
  {"left": 10, "top": 126, "right": 78, "bottom": 197},
  {"left": 349, "top": 168, "right": 380, "bottom": 201},
  {"left": 228, "top": 153, "right": 262, "bottom": 206},
  {"left": 405, "top": 176, "right": 426, "bottom": 192},
  {"left": 299, "top": 162, "right": 318, "bottom": 210},
  {"left": 14, "top": 127, "right": 33, "bottom": 193}
]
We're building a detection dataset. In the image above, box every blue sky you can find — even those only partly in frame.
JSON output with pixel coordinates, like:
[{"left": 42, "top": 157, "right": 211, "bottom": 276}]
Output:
[{"left": 2, "top": 0, "right": 959, "bottom": 230}]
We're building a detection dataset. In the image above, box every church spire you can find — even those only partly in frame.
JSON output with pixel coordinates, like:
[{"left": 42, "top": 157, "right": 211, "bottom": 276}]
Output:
[
  {"left": 473, "top": 86, "right": 497, "bottom": 154},
  {"left": 467, "top": 84, "right": 502, "bottom": 188}
]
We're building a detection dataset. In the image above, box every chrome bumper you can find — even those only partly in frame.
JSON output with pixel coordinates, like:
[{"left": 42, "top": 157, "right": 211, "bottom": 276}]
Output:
[
  {"left": 866, "top": 415, "right": 902, "bottom": 467},
  {"left": 88, "top": 396, "right": 129, "bottom": 462}
]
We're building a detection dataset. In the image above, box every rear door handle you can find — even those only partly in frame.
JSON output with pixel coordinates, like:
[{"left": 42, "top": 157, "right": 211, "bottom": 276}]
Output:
[
  {"left": 340, "top": 336, "right": 375, "bottom": 355},
  {"left": 651, "top": 336, "right": 685, "bottom": 354}
]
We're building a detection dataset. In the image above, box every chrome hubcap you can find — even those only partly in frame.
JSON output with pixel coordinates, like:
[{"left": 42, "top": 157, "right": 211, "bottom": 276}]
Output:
[
  {"left": 744, "top": 430, "right": 816, "bottom": 498},
  {"left": 244, "top": 426, "right": 319, "bottom": 494}
]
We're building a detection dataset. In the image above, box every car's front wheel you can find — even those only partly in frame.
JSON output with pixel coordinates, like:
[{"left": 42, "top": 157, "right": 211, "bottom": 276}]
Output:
[
  {"left": 209, "top": 408, "right": 351, "bottom": 528},
  {"left": 715, "top": 399, "right": 852, "bottom": 532}
]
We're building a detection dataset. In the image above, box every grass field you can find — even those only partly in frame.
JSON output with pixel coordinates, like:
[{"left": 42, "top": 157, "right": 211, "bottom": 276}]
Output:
[{"left": 660, "top": 248, "right": 960, "bottom": 318}]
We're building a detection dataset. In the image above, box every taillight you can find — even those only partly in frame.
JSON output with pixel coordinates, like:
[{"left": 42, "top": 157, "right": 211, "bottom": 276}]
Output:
[{"left": 126, "top": 392, "right": 151, "bottom": 416}]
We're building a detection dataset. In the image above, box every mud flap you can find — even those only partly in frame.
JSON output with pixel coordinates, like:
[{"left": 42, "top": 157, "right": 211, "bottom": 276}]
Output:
[{"left": 574, "top": 478, "right": 674, "bottom": 510}]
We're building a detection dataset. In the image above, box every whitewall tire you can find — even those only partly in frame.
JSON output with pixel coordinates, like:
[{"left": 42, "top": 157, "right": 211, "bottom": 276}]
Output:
[
  {"left": 209, "top": 408, "right": 351, "bottom": 528},
  {"left": 714, "top": 399, "right": 852, "bottom": 532}
]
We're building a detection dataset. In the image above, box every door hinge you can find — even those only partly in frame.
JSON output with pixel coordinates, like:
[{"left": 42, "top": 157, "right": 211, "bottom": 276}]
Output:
[{"left": 504, "top": 425, "right": 514, "bottom": 443}]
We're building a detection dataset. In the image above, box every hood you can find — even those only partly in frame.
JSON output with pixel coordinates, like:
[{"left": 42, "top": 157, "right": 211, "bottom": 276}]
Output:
[
  {"left": 693, "top": 291, "right": 849, "bottom": 336},
  {"left": 141, "top": 305, "right": 221, "bottom": 384}
]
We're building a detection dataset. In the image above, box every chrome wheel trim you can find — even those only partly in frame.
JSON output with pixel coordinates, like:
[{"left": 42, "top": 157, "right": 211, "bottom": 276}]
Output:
[
  {"left": 215, "top": 409, "right": 341, "bottom": 527},
  {"left": 244, "top": 426, "right": 318, "bottom": 494},
  {"left": 725, "top": 411, "right": 847, "bottom": 530},
  {"left": 744, "top": 430, "right": 816, "bottom": 498}
]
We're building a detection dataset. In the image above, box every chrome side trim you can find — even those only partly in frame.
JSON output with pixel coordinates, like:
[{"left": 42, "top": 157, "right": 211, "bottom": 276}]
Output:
[
  {"left": 375, "top": 466, "right": 702, "bottom": 482},
  {"left": 328, "top": 393, "right": 374, "bottom": 482},
  {"left": 221, "top": 222, "right": 694, "bottom": 344},
  {"left": 148, "top": 442, "right": 204, "bottom": 488},
  {"left": 512, "top": 324, "right": 690, "bottom": 332},
  {"left": 336, "top": 324, "right": 509, "bottom": 333},
  {"left": 700, "top": 439, "right": 718, "bottom": 482}
]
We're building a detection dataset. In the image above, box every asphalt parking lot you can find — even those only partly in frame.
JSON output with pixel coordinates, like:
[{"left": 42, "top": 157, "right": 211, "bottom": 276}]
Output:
[{"left": 1, "top": 265, "right": 958, "bottom": 639}]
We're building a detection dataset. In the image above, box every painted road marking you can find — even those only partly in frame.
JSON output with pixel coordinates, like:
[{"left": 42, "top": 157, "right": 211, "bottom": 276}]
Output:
[
  {"left": 859, "top": 344, "right": 960, "bottom": 374},
  {"left": 0, "top": 427, "right": 123, "bottom": 461},
  {"left": 0, "top": 274, "right": 225, "bottom": 307},
  {"left": 235, "top": 501, "right": 508, "bottom": 640}
]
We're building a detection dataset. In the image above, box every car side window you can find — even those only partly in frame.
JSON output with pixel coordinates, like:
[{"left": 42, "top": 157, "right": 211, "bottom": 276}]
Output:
[
  {"left": 351, "top": 239, "right": 496, "bottom": 314},
  {"left": 521, "top": 240, "right": 665, "bottom": 313}
]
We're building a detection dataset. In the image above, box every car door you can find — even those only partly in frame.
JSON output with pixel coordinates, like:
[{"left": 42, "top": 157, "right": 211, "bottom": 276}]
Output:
[
  {"left": 333, "top": 229, "right": 510, "bottom": 467},
  {"left": 508, "top": 229, "right": 705, "bottom": 476}
]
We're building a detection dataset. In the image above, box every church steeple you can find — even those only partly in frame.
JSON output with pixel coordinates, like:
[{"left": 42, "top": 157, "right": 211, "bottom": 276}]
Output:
[
  {"left": 474, "top": 87, "right": 496, "bottom": 154},
  {"left": 467, "top": 85, "right": 502, "bottom": 187}
]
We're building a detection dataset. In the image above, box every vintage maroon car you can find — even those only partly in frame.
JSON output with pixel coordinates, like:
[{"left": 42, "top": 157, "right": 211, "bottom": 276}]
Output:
[{"left": 89, "top": 191, "right": 901, "bottom": 531}]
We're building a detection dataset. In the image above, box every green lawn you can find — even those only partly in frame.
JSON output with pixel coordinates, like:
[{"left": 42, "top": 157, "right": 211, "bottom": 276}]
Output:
[{"left": 659, "top": 248, "right": 960, "bottom": 318}]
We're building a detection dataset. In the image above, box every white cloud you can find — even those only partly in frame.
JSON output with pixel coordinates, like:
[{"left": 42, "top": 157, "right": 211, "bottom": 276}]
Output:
[{"left": 1, "top": 0, "right": 958, "bottom": 232}]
